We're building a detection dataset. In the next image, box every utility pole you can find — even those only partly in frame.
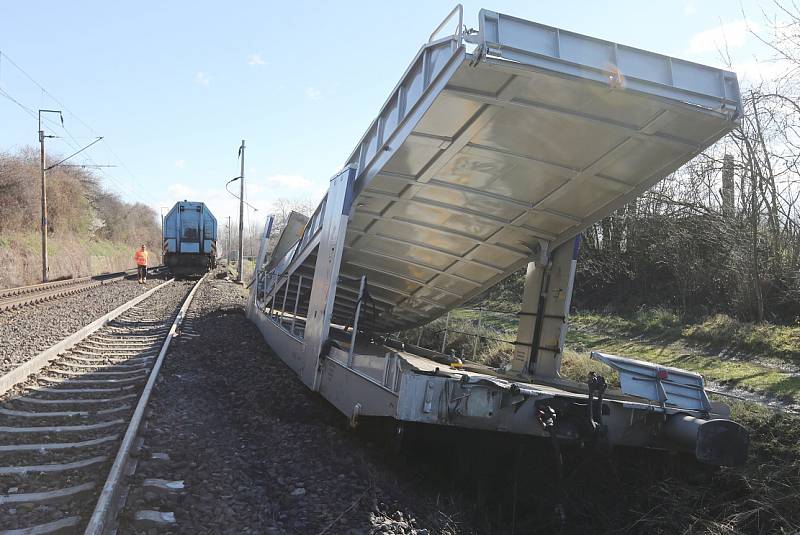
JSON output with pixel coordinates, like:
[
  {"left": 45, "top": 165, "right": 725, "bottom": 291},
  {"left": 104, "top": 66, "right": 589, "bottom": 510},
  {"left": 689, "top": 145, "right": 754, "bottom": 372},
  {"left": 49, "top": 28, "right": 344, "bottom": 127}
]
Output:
[
  {"left": 226, "top": 216, "right": 231, "bottom": 263},
  {"left": 37, "top": 110, "right": 101, "bottom": 282},
  {"left": 237, "top": 140, "right": 245, "bottom": 283},
  {"left": 38, "top": 109, "right": 62, "bottom": 282}
]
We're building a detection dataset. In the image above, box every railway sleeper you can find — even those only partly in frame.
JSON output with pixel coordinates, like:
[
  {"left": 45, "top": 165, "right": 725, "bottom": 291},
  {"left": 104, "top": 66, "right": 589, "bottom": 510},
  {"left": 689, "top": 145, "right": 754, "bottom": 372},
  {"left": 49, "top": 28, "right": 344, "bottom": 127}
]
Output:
[
  {"left": 33, "top": 386, "right": 136, "bottom": 395},
  {"left": 0, "top": 482, "right": 95, "bottom": 506},
  {"left": 92, "top": 331, "right": 161, "bottom": 345},
  {"left": 0, "top": 455, "right": 107, "bottom": 475},
  {"left": 13, "top": 394, "right": 138, "bottom": 405},
  {"left": 0, "top": 277, "right": 201, "bottom": 534},
  {"left": 53, "top": 362, "right": 150, "bottom": 371},
  {"left": 0, "top": 515, "right": 82, "bottom": 535},
  {"left": 0, "top": 434, "right": 118, "bottom": 453},
  {"left": 80, "top": 342, "right": 159, "bottom": 353},
  {"left": 38, "top": 376, "right": 145, "bottom": 386},
  {"left": 46, "top": 368, "right": 148, "bottom": 378},
  {"left": 61, "top": 355, "right": 154, "bottom": 365},
  {"left": 70, "top": 349, "right": 156, "bottom": 358},
  {"left": 0, "top": 405, "right": 130, "bottom": 418},
  {"left": 72, "top": 346, "right": 151, "bottom": 355},
  {"left": 0, "top": 419, "right": 125, "bottom": 434}
]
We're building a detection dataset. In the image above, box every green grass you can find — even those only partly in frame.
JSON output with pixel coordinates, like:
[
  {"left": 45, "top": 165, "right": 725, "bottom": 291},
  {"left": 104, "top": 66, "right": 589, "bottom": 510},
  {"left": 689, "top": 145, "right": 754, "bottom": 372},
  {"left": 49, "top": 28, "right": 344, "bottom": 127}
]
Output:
[
  {"left": 628, "top": 398, "right": 800, "bottom": 534},
  {"left": 405, "top": 307, "right": 800, "bottom": 403},
  {"left": 450, "top": 308, "right": 519, "bottom": 333},
  {"left": 16, "top": 231, "right": 40, "bottom": 252},
  {"left": 85, "top": 238, "right": 128, "bottom": 257},
  {"left": 573, "top": 310, "right": 800, "bottom": 365},
  {"left": 569, "top": 309, "right": 800, "bottom": 402},
  {"left": 685, "top": 314, "right": 800, "bottom": 363},
  {"left": 0, "top": 231, "right": 144, "bottom": 288},
  {"left": 566, "top": 326, "right": 800, "bottom": 402},
  {"left": 559, "top": 348, "right": 620, "bottom": 386},
  {"left": 571, "top": 308, "right": 682, "bottom": 336}
]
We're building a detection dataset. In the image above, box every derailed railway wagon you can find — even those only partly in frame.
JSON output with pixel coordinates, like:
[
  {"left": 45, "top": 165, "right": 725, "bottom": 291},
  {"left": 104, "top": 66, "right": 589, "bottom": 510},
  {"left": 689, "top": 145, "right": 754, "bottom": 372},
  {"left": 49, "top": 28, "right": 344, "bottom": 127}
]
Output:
[
  {"left": 248, "top": 6, "right": 749, "bottom": 466},
  {"left": 163, "top": 201, "right": 217, "bottom": 276}
]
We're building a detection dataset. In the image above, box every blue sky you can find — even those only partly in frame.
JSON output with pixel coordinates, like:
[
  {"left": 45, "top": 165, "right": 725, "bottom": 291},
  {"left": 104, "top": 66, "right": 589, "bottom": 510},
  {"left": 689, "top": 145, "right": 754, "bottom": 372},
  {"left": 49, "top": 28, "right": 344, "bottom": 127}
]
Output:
[{"left": 0, "top": 1, "right": 782, "bottom": 232}]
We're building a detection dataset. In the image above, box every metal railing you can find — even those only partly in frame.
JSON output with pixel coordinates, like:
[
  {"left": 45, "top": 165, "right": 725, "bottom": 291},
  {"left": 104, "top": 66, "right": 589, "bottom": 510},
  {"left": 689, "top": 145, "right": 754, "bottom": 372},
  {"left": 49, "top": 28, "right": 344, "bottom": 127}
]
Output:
[
  {"left": 428, "top": 4, "right": 463, "bottom": 43},
  {"left": 399, "top": 306, "right": 519, "bottom": 360}
]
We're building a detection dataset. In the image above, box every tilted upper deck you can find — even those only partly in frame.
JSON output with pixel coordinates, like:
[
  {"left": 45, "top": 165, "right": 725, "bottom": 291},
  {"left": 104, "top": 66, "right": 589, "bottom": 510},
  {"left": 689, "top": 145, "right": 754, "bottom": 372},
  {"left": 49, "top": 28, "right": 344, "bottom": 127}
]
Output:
[{"left": 272, "top": 7, "right": 741, "bottom": 333}]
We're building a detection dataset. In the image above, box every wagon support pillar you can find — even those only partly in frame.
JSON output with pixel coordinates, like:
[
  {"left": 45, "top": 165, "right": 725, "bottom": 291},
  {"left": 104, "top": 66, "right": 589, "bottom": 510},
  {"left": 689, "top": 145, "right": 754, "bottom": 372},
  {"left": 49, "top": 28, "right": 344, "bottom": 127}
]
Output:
[{"left": 511, "top": 236, "right": 580, "bottom": 378}]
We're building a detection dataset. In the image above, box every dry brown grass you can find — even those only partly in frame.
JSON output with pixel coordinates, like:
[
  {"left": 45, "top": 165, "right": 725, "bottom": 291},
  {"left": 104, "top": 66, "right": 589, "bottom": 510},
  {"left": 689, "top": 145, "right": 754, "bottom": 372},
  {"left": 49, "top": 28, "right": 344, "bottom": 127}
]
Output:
[{"left": 0, "top": 148, "right": 161, "bottom": 287}]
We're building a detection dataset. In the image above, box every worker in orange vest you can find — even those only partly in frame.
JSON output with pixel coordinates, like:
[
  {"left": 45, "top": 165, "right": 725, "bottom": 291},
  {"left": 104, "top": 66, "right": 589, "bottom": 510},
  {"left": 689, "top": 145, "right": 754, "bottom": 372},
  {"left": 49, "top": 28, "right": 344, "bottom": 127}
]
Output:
[{"left": 134, "top": 244, "right": 149, "bottom": 284}]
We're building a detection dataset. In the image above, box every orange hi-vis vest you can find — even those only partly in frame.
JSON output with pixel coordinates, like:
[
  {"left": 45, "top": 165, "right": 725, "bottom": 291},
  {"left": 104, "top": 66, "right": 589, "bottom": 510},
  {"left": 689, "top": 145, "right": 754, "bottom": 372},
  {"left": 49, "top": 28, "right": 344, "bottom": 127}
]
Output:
[{"left": 134, "top": 250, "right": 149, "bottom": 266}]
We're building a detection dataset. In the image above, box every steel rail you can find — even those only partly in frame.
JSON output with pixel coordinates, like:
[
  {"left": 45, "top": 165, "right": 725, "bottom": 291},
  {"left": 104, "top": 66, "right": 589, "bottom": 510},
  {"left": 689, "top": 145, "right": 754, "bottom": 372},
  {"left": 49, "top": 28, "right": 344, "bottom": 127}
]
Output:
[
  {"left": 84, "top": 274, "right": 206, "bottom": 535},
  {"left": 0, "top": 279, "right": 174, "bottom": 395},
  {"left": 0, "top": 276, "right": 202, "bottom": 534},
  {"left": 0, "top": 266, "right": 165, "bottom": 312}
]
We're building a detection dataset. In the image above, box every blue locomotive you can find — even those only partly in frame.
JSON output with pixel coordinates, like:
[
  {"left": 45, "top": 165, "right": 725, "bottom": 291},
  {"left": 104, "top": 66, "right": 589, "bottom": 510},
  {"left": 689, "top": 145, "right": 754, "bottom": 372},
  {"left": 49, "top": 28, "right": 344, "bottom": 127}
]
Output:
[{"left": 162, "top": 201, "right": 217, "bottom": 276}]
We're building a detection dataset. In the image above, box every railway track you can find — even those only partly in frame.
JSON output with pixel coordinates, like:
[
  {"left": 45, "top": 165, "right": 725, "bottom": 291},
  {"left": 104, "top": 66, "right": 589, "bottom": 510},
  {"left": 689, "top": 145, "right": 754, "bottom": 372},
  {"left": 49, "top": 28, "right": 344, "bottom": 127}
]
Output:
[
  {"left": 0, "top": 267, "right": 164, "bottom": 313},
  {"left": 0, "top": 276, "right": 202, "bottom": 534}
]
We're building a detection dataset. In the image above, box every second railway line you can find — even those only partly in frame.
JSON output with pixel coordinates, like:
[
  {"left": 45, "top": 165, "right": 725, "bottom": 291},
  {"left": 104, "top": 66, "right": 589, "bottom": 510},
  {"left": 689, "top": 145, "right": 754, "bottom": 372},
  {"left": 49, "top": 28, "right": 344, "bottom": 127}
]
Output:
[
  {"left": 0, "top": 268, "right": 163, "bottom": 313},
  {"left": 0, "top": 277, "right": 199, "bottom": 533},
  {"left": 0, "top": 274, "right": 168, "bottom": 376}
]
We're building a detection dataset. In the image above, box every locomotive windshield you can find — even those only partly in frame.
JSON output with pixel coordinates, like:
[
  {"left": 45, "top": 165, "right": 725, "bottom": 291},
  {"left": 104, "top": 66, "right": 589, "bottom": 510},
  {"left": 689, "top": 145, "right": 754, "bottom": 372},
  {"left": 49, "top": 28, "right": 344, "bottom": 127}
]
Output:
[{"left": 182, "top": 226, "right": 199, "bottom": 241}]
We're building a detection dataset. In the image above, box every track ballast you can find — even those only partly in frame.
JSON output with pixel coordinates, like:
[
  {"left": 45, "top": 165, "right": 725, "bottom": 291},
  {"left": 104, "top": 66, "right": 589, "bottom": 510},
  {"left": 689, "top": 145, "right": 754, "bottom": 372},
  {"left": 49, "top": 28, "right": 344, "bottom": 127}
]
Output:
[
  {"left": 0, "top": 278, "right": 199, "bottom": 534},
  {"left": 0, "top": 268, "right": 163, "bottom": 313}
]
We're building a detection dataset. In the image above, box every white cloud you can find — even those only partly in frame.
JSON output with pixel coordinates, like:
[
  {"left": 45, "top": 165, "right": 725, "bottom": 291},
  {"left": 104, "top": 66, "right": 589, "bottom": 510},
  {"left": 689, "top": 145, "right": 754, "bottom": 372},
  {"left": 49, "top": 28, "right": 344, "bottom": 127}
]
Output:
[
  {"left": 684, "top": 1, "right": 696, "bottom": 16},
  {"left": 265, "top": 174, "right": 313, "bottom": 190},
  {"left": 158, "top": 183, "right": 265, "bottom": 226},
  {"left": 733, "top": 59, "right": 788, "bottom": 84},
  {"left": 174, "top": 159, "right": 185, "bottom": 169},
  {"left": 247, "top": 181, "right": 264, "bottom": 195},
  {"left": 167, "top": 183, "right": 196, "bottom": 198},
  {"left": 688, "top": 20, "right": 758, "bottom": 55},
  {"left": 305, "top": 86, "right": 322, "bottom": 101},
  {"left": 194, "top": 71, "right": 210, "bottom": 86},
  {"left": 156, "top": 175, "right": 326, "bottom": 231},
  {"left": 248, "top": 54, "right": 265, "bottom": 66}
]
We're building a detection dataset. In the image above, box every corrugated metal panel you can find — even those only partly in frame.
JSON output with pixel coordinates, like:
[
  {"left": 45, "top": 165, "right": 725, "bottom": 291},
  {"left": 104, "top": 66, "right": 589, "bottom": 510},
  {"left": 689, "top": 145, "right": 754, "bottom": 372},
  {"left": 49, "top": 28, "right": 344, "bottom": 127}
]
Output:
[{"left": 300, "top": 9, "right": 742, "bottom": 332}]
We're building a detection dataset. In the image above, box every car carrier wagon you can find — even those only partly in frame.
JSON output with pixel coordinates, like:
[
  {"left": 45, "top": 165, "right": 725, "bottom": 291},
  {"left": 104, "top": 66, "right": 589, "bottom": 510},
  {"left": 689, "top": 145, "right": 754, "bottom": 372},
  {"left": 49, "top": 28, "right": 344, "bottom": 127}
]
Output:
[{"left": 247, "top": 6, "right": 748, "bottom": 466}]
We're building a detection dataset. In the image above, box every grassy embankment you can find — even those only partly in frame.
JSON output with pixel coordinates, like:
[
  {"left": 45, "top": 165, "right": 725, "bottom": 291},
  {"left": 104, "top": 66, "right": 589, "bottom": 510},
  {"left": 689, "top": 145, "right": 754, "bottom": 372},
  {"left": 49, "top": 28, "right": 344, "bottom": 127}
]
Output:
[
  {"left": 1, "top": 148, "right": 163, "bottom": 289},
  {"left": 0, "top": 230, "right": 141, "bottom": 288},
  {"left": 405, "top": 307, "right": 800, "bottom": 404},
  {"left": 569, "top": 309, "right": 800, "bottom": 403},
  {"left": 402, "top": 308, "right": 800, "bottom": 533},
  {"left": 405, "top": 309, "right": 800, "bottom": 532}
]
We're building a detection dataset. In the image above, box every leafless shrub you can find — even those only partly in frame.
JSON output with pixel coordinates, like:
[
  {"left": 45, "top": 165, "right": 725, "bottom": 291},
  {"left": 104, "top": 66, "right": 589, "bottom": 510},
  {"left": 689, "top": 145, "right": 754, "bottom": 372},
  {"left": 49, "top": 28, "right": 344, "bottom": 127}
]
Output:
[{"left": 0, "top": 147, "right": 161, "bottom": 286}]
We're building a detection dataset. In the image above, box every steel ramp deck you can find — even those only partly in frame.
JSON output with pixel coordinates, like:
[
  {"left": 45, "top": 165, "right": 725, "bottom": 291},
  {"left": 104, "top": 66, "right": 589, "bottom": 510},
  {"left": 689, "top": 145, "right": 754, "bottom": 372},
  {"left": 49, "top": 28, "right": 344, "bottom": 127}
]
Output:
[
  {"left": 266, "top": 7, "right": 740, "bottom": 333},
  {"left": 248, "top": 7, "right": 748, "bottom": 467}
]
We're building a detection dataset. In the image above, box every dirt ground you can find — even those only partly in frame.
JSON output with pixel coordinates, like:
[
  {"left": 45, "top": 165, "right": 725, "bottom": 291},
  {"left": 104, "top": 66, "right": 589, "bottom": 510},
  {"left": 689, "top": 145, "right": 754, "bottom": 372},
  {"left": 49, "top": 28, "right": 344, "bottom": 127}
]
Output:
[{"left": 119, "top": 277, "right": 800, "bottom": 534}]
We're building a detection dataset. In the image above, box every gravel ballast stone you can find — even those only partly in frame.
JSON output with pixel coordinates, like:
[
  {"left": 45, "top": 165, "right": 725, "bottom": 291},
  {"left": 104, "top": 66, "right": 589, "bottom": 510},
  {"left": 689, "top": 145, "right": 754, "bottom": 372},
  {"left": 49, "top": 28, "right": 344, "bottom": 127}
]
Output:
[
  {"left": 0, "top": 280, "right": 196, "bottom": 532},
  {"left": 0, "top": 277, "right": 167, "bottom": 375},
  {"left": 120, "top": 277, "right": 481, "bottom": 534}
]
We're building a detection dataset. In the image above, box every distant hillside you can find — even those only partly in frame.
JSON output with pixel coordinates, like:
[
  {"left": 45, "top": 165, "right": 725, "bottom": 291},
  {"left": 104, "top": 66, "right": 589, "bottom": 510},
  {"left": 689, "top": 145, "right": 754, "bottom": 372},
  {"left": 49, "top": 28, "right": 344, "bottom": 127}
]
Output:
[{"left": 0, "top": 148, "right": 161, "bottom": 288}]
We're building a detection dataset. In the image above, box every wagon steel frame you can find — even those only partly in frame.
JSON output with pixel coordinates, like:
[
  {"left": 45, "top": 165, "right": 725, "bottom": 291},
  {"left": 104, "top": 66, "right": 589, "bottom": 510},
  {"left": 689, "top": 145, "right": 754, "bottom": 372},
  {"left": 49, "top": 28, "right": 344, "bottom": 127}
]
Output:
[{"left": 248, "top": 6, "right": 748, "bottom": 466}]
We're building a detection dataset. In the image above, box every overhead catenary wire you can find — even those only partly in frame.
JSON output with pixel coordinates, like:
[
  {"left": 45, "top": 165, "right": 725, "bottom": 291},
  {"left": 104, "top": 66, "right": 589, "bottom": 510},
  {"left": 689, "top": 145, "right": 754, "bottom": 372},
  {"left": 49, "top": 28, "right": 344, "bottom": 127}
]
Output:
[
  {"left": 0, "top": 48, "right": 159, "bottom": 205},
  {"left": 1, "top": 55, "right": 172, "bottom": 244},
  {"left": 0, "top": 88, "right": 129, "bottom": 200},
  {"left": 0, "top": 87, "right": 38, "bottom": 120},
  {"left": 0, "top": 79, "right": 128, "bottom": 195},
  {"left": 225, "top": 176, "right": 259, "bottom": 212},
  {"left": 1, "top": 85, "right": 134, "bottom": 200},
  {"left": 46, "top": 137, "right": 103, "bottom": 171}
]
